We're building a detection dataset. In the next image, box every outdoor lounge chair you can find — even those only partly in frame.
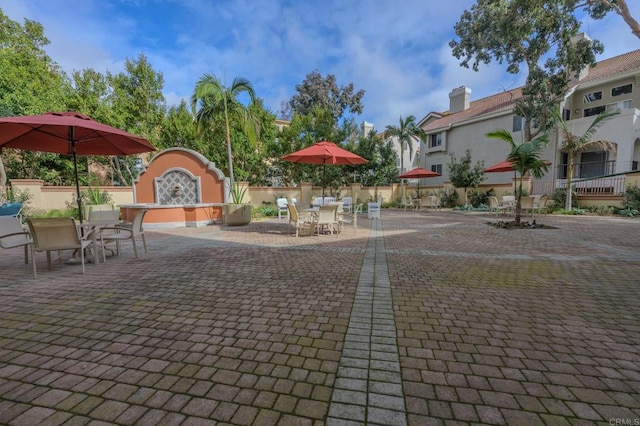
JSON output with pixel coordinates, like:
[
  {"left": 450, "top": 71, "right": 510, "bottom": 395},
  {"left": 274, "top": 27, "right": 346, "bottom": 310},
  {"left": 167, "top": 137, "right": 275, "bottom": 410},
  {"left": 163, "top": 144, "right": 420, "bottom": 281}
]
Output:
[
  {"left": 0, "top": 215, "right": 35, "bottom": 277},
  {"left": 26, "top": 217, "right": 92, "bottom": 276}
]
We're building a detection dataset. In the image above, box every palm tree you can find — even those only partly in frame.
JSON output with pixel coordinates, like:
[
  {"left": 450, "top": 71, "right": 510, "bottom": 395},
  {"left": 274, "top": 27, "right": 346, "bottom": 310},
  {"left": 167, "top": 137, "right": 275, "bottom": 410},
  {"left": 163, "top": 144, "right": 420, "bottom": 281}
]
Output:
[
  {"left": 191, "top": 74, "right": 258, "bottom": 201},
  {"left": 554, "top": 110, "right": 618, "bottom": 210},
  {"left": 486, "top": 129, "right": 550, "bottom": 225},
  {"left": 385, "top": 115, "right": 425, "bottom": 195},
  {"left": 385, "top": 115, "right": 425, "bottom": 174}
]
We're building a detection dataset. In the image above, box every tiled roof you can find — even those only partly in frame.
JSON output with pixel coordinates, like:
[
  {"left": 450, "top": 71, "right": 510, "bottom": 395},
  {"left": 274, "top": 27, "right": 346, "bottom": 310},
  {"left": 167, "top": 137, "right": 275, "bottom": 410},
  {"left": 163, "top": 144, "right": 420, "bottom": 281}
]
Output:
[
  {"left": 577, "top": 49, "right": 640, "bottom": 85},
  {"left": 421, "top": 88, "right": 523, "bottom": 132},
  {"left": 421, "top": 48, "right": 640, "bottom": 133}
]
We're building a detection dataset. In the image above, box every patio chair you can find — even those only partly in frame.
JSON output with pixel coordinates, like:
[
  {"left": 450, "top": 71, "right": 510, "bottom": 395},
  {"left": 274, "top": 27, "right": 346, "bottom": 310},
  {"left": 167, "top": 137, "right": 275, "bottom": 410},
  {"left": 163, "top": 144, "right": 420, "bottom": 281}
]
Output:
[
  {"left": 401, "top": 196, "right": 416, "bottom": 211},
  {"left": 368, "top": 196, "right": 382, "bottom": 220},
  {"left": 419, "top": 196, "right": 440, "bottom": 212},
  {"left": 520, "top": 196, "right": 535, "bottom": 217},
  {"left": 26, "top": 217, "right": 92, "bottom": 276},
  {"left": 0, "top": 216, "right": 35, "bottom": 277},
  {"left": 338, "top": 203, "right": 362, "bottom": 234},
  {"left": 98, "top": 209, "right": 149, "bottom": 262},
  {"left": 316, "top": 205, "right": 339, "bottom": 236},
  {"left": 0, "top": 202, "right": 23, "bottom": 224},
  {"left": 286, "top": 203, "right": 315, "bottom": 237},
  {"left": 342, "top": 196, "right": 353, "bottom": 213},
  {"left": 532, "top": 195, "right": 548, "bottom": 215},
  {"left": 488, "top": 196, "right": 511, "bottom": 216},
  {"left": 276, "top": 198, "right": 289, "bottom": 219}
]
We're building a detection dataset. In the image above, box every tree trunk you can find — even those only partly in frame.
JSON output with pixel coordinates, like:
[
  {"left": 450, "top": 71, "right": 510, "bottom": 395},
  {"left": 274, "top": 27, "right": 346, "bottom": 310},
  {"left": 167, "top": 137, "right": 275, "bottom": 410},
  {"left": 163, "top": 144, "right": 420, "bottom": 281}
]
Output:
[{"left": 565, "top": 161, "right": 574, "bottom": 210}]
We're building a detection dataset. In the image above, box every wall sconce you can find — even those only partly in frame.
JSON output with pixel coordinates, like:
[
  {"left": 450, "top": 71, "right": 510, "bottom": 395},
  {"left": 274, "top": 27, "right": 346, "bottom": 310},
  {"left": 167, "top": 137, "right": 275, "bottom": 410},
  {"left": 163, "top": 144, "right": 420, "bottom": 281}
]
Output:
[{"left": 574, "top": 109, "right": 581, "bottom": 114}]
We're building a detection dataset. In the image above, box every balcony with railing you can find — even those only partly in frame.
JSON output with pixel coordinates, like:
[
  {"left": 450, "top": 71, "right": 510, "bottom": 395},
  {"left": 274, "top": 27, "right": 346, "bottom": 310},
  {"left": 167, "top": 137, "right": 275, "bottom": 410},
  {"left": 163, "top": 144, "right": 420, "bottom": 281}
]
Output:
[{"left": 530, "top": 160, "right": 631, "bottom": 195}]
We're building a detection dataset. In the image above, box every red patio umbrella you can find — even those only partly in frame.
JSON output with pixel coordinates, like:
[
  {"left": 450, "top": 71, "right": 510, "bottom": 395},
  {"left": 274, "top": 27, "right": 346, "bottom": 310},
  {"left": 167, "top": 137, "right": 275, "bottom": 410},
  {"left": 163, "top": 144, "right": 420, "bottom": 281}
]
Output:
[
  {"left": 0, "top": 111, "right": 156, "bottom": 222},
  {"left": 398, "top": 167, "right": 441, "bottom": 196},
  {"left": 484, "top": 159, "right": 518, "bottom": 173},
  {"left": 281, "top": 141, "right": 368, "bottom": 197},
  {"left": 484, "top": 159, "right": 551, "bottom": 194}
]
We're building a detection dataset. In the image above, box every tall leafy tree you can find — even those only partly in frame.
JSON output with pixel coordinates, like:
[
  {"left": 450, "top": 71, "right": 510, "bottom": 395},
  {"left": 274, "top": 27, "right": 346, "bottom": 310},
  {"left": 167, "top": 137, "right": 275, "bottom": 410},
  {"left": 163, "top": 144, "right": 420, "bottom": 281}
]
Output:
[
  {"left": 286, "top": 70, "right": 365, "bottom": 123},
  {"left": 486, "top": 130, "right": 549, "bottom": 225},
  {"left": 0, "top": 9, "right": 71, "bottom": 187},
  {"left": 191, "top": 74, "right": 259, "bottom": 198},
  {"left": 553, "top": 109, "right": 618, "bottom": 209},
  {"left": 449, "top": 0, "right": 606, "bottom": 140},
  {"left": 107, "top": 53, "right": 166, "bottom": 185},
  {"left": 448, "top": 149, "right": 486, "bottom": 206},
  {"left": 384, "top": 115, "right": 425, "bottom": 175}
]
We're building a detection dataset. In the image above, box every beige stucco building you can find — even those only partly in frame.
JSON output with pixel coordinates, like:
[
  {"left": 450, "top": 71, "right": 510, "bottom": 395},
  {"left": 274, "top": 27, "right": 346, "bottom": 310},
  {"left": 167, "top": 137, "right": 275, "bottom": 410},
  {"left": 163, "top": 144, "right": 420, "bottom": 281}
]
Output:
[{"left": 418, "top": 48, "right": 640, "bottom": 204}]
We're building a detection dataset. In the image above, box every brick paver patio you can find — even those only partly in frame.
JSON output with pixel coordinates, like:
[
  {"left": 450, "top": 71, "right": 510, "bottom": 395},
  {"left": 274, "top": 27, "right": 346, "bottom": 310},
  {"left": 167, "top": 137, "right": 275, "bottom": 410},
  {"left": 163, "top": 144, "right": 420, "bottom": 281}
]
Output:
[{"left": 0, "top": 210, "right": 638, "bottom": 425}]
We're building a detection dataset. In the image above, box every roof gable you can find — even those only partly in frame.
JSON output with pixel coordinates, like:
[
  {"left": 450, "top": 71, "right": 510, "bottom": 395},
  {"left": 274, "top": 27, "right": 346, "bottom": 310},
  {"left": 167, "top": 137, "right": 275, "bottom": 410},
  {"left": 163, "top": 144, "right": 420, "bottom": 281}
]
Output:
[{"left": 422, "top": 48, "right": 640, "bottom": 133}]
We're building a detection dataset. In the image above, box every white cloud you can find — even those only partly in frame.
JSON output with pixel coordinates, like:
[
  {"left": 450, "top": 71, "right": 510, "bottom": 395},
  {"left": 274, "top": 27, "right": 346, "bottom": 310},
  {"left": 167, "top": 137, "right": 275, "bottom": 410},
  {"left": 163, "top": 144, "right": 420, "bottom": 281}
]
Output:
[{"left": 3, "top": 0, "right": 640, "bottom": 131}]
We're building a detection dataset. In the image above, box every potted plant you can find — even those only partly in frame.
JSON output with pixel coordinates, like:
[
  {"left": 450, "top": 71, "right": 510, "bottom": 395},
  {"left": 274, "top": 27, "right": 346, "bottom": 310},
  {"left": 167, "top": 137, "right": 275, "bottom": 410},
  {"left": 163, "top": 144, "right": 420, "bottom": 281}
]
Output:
[{"left": 223, "top": 182, "right": 252, "bottom": 226}]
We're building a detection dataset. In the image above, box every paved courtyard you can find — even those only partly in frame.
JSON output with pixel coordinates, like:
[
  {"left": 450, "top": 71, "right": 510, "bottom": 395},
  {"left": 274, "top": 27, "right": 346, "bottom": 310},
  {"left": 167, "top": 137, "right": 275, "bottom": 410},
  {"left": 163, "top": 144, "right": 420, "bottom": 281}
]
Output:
[{"left": 0, "top": 209, "right": 639, "bottom": 425}]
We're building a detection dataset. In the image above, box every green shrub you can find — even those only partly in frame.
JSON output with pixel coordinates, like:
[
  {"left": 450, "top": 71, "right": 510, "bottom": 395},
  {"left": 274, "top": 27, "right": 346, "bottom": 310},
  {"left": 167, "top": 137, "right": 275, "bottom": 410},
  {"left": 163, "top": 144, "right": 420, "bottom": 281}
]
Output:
[
  {"left": 623, "top": 184, "right": 640, "bottom": 210},
  {"left": 255, "top": 205, "right": 277, "bottom": 217},
  {"left": 618, "top": 208, "right": 639, "bottom": 217},
  {"left": 438, "top": 188, "right": 458, "bottom": 208},
  {"left": 551, "top": 188, "right": 577, "bottom": 209},
  {"left": 587, "top": 205, "right": 616, "bottom": 216},
  {"left": 468, "top": 188, "right": 494, "bottom": 207}
]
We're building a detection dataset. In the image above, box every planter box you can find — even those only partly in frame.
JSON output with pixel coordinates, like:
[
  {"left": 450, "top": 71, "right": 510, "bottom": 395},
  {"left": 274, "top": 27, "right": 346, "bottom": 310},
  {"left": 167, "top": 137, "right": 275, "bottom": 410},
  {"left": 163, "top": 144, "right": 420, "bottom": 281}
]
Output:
[{"left": 223, "top": 203, "right": 252, "bottom": 226}]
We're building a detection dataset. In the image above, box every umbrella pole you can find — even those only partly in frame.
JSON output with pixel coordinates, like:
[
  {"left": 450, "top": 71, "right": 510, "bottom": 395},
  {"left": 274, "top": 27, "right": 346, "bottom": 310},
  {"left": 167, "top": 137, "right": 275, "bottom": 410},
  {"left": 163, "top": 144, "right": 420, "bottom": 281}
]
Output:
[
  {"left": 69, "top": 128, "right": 83, "bottom": 223},
  {"left": 322, "top": 163, "right": 326, "bottom": 198}
]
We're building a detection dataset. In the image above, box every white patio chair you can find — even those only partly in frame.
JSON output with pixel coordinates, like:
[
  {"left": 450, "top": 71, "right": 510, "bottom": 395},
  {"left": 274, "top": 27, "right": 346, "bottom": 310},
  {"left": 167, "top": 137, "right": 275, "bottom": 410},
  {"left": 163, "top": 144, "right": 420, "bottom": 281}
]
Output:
[
  {"left": 368, "top": 196, "right": 382, "bottom": 220},
  {"left": 342, "top": 196, "right": 353, "bottom": 213},
  {"left": 276, "top": 198, "right": 289, "bottom": 219}
]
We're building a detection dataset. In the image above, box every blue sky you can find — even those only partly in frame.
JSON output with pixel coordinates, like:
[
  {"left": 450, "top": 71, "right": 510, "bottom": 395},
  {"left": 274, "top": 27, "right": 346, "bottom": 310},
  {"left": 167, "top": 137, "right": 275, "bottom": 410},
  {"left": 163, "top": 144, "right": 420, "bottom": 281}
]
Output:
[{"left": 4, "top": 0, "right": 640, "bottom": 130}]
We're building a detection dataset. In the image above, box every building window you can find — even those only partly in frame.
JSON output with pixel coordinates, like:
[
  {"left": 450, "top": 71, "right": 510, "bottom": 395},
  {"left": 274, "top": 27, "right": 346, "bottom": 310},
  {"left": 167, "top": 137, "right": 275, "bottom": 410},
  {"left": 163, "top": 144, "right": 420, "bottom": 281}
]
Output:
[
  {"left": 428, "top": 133, "right": 442, "bottom": 148},
  {"left": 431, "top": 164, "right": 442, "bottom": 175},
  {"left": 612, "top": 84, "right": 632, "bottom": 97},
  {"left": 512, "top": 115, "right": 524, "bottom": 132},
  {"left": 583, "top": 91, "right": 602, "bottom": 103},
  {"left": 562, "top": 109, "right": 571, "bottom": 121},
  {"left": 606, "top": 99, "right": 632, "bottom": 112},
  {"left": 584, "top": 105, "right": 606, "bottom": 117}
]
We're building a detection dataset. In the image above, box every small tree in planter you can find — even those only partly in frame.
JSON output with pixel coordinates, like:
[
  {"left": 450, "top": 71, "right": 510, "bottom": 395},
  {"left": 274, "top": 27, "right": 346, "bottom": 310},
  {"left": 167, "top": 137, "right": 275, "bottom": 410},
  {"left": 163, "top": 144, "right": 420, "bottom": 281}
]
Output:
[
  {"left": 448, "top": 149, "right": 485, "bottom": 206},
  {"left": 192, "top": 74, "right": 258, "bottom": 225}
]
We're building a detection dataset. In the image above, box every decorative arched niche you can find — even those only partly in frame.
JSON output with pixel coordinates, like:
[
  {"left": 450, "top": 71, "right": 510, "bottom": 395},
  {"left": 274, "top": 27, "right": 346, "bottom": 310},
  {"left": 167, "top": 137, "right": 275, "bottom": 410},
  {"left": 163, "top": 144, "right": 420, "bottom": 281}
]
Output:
[{"left": 154, "top": 167, "right": 201, "bottom": 205}]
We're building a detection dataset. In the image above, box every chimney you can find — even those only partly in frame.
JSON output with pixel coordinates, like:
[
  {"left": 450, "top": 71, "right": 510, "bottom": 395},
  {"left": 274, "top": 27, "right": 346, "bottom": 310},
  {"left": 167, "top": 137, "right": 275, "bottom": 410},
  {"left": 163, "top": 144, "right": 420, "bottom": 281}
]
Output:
[
  {"left": 361, "top": 120, "right": 374, "bottom": 136},
  {"left": 571, "top": 32, "right": 591, "bottom": 81},
  {"left": 449, "top": 86, "right": 471, "bottom": 113}
]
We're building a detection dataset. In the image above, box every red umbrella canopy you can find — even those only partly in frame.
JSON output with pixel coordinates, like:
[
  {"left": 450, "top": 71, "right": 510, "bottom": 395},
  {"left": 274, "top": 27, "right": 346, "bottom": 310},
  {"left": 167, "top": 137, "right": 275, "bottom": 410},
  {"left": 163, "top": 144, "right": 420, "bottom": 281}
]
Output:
[
  {"left": 281, "top": 141, "right": 368, "bottom": 165},
  {"left": 484, "top": 159, "right": 551, "bottom": 173},
  {"left": 484, "top": 159, "right": 517, "bottom": 173},
  {"left": 0, "top": 111, "right": 155, "bottom": 223},
  {"left": 0, "top": 111, "right": 156, "bottom": 155},
  {"left": 398, "top": 167, "right": 441, "bottom": 179}
]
